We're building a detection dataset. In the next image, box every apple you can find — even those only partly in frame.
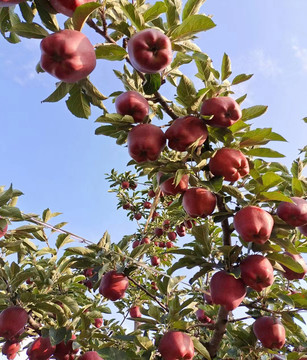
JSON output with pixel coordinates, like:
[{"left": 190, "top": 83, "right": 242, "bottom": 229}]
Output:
[
  {"left": 2, "top": 341, "right": 20, "bottom": 360},
  {"left": 151, "top": 256, "right": 160, "bottom": 266},
  {"left": 0, "top": 220, "right": 8, "bottom": 238},
  {"left": 122, "top": 203, "right": 131, "bottom": 210},
  {"left": 183, "top": 220, "right": 193, "bottom": 229},
  {"left": 157, "top": 172, "right": 189, "bottom": 196},
  {"left": 143, "top": 201, "right": 151, "bottom": 209},
  {"left": 27, "top": 337, "right": 56, "bottom": 360},
  {"left": 240, "top": 255, "right": 274, "bottom": 292},
  {"left": 83, "top": 279, "right": 93, "bottom": 289},
  {"left": 233, "top": 206, "right": 274, "bottom": 244},
  {"left": 210, "top": 271, "right": 246, "bottom": 311},
  {"left": 167, "top": 232, "right": 177, "bottom": 241},
  {"left": 79, "top": 351, "right": 103, "bottom": 360},
  {"left": 0, "top": 0, "right": 25, "bottom": 6},
  {"left": 280, "top": 252, "right": 307, "bottom": 280},
  {"left": 298, "top": 224, "right": 307, "bottom": 236},
  {"left": 134, "top": 213, "right": 142, "bottom": 220},
  {"left": 253, "top": 316, "right": 285, "bottom": 349},
  {"left": 200, "top": 96, "right": 242, "bottom": 128},
  {"left": 40, "top": 29, "right": 96, "bottom": 83},
  {"left": 129, "top": 306, "right": 142, "bottom": 318},
  {"left": 166, "top": 241, "right": 174, "bottom": 248},
  {"left": 151, "top": 281, "right": 158, "bottom": 291},
  {"left": 0, "top": 306, "right": 28, "bottom": 341},
  {"left": 127, "top": 123, "right": 166, "bottom": 163},
  {"left": 99, "top": 270, "right": 129, "bottom": 301},
  {"left": 195, "top": 309, "right": 213, "bottom": 324},
  {"left": 165, "top": 116, "right": 208, "bottom": 152},
  {"left": 132, "top": 240, "right": 140, "bottom": 249},
  {"left": 121, "top": 181, "right": 130, "bottom": 189},
  {"left": 141, "top": 237, "right": 150, "bottom": 244},
  {"left": 277, "top": 197, "right": 307, "bottom": 227},
  {"left": 49, "top": 0, "right": 94, "bottom": 17},
  {"left": 127, "top": 29, "right": 172, "bottom": 74},
  {"left": 154, "top": 228, "right": 164, "bottom": 237},
  {"left": 159, "top": 242, "right": 166, "bottom": 248},
  {"left": 84, "top": 268, "right": 94, "bottom": 277},
  {"left": 130, "top": 182, "right": 137, "bottom": 190},
  {"left": 182, "top": 188, "right": 216, "bottom": 218},
  {"left": 53, "top": 334, "right": 78, "bottom": 360},
  {"left": 203, "top": 292, "right": 213, "bottom": 305},
  {"left": 115, "top": 91, "right": 149, "bottom": 123},
  {"left": 148, "top": 189, "right": 156, "bottom": 198},
  {"left": 209, "top": 148, "right": 250, "bottom": 182},
  {"left": 158, "top": 331, "right": 194, "bottom": 360},
  {"left": 94, "top": 318, "right": 103, "bottom": 328}
]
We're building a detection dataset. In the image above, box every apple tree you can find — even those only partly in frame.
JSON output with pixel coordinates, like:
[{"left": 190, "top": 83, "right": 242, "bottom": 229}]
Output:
[{"left": 0, "top": 0, "right": 306, "bottom": 359}]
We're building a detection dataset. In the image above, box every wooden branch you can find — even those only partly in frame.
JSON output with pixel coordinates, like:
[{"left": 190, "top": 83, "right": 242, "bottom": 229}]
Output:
[
  {"left": 216, "top": 194, "right": 232, "bottom": 246},
  {"left": 154, "top": 92, "right": 178, "bottom": 120}
]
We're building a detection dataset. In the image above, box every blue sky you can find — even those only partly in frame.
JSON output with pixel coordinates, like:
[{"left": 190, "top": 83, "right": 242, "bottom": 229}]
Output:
[{"left": 1, "top": 1, "right": 307, "bottom": 357}]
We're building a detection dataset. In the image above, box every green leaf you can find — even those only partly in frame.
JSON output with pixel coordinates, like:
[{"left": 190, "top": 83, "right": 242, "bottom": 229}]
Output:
[
  {"left": 72, "top": 2, "right": 102, "bottom": 31},
  {"left": 246, "top": 148, "right": 285, "bottom": 158},
  {"left": 0, "top": 206, "right": 22, "bottom": 219},
  {"left": 239, "top": 128, "right": 272, "bottom": 147},
  {"left": 182, "top": 0, "right": 207, "bottom": 20},
  {"left": 121, "top": 1, "right": 145, "bottom": 31},
  {"left": 167, "top": 276, "right": 185, "bottom": 293},
  {"left": 192, "top": 337, "right": 211, "bottom": 359},
  {"left": 56, "top": 234, "right": 73, "bottom": 249},
  {"left": 241, "top": 105, "right": 268, "bottom": 121},
  {"left": 95, "top": 44, "right": 127, "bottom": 61},
  {"left": 34, "top": 0, "right": 59, "bottom": 32},
  {"left": 65, "top": 247, "right": 94, "bottom": 256},
  {"left": 98, "top": 348, "right": 130, "bottom": 359},
  {"left": 191, "top": 223, "right": 211, "bottom": 257},
  {"left": 221, "top": 53, "right": 232, "bottom": 81},
  {"left": 261, "top": 172, "right": 284, "bottom": 190},
  {"left": 42, "top": 82, "right": 73, "bottom": 103},
  {"left": 260, "top": 191, "right": 292, "bottom": 202},
  {"left": 170, "top": 14, "right": 216, "bottom": 41},
  {"left": 232, "top": 73, "right": 253, "bottom": 85},
  {"left": 176, "top": 75, "right": 196, "bottom": 107},
  {"left": 49, "top": 327, "right": 68, "bottom": 346},
  {"left": 66, "top": 86, "right": 91, "bottom": 119},
  {"left": 143, "top": 73, "right": 161, "bottom": 95},
  {"left": 268, "top": 253, "right": 305, "bottom": 273},
  {"left": 164, "top": 0, "right": 181, "bottom": 27},
  {"left": 19, "top": 2, "right": 34, "bottom": 23},
  {"left": 11, "top": 22, "right": 49, "bottom": 39},
  {"left": 292, "top": 178, "right": 305, "bottom": 197},
  {"left": 143, "top": 1, "right": 167, "bottom": 22}
]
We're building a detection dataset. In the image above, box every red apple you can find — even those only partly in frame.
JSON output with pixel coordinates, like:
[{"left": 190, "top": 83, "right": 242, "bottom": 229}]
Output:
[
  {"left": 121, "top": 181, "right": 130, "bottom": 189},
  {"left": 167, "top": 232, "right": 177, "bottom": 241},
  {"left": 79, "top": 351, "right": 103, "bottom": 360},
  {"left": 157, "top": 172, "right": 189, "bottom": 195},
  {"left": 134, "top": 213, "right": 142, "bottom": 220},
  {"left": 298, "top": 224, "right": 307, "bottom": 236},
  {"left": 162, "top": 219, "right": 170, "bottom": 230},
  {"left": 27, "top": 337, "right": 56, "bottom": 360},
  {"left": 83, "top": 279, "right": 93, "bottom": 289},
  {"left": 0, "top": 220, "right": 8, "bottom": 238},
  {"left": 99, "top": 271, "right": 129, "bottom": 301},
  {"left": 165, "top": 116, "right": 208, "bottom": 152},
  {"left": 122, "top": 203, "right": 131, "bottom": 210},
  {"left": 2, "top": 341, "right": 20, "bottom": 359},
  {"left": 148, "top": 189, "right": 156, "bottom": 198},
  {"left": 183, "top": 220, "right": 193, "bottom": 229},
  {"left": 195, "top": 309, "right": 212, "bottom": 323},
  {"left": 151, "top": 256, "right": 160, "bottom": 266},
  {"left": 141, "top": 237, "right": 150, "bottom": 244},
  {"left": 115, "top": 91, "right": 149, "bottom": 123},
  {"left": 154, "top": 228, "right": 164, "bottom": 237},
  {"left": 280, "top": 252, "right": 307, "bottom": 280},
  {"left": 233, "top": 206, "right": 274, "bottom": 244},
  {"left": 209, "top": 148, "right": 249, "bottom": 182},
  {"left": 0, "top": 306, "right": 28, "bottom": 341},
  {"left": 94, "top": 318, "right": 103, "bottom": 328},
  {"left": 53, "top": 334, "right": 78, "bottom": 360},
  {"left": 128, "top": 29, "right": 172, "bottom": 74},
  {"left": 158, "top": 331, "right": 194, "bottom": 360},
  {"left": 40, "top": 29, "right": 96, "bottom": 83},
  {"left": 0, "top": 0, "right": 25, "bottom": 6},
  {"left": 143, "top": 201, "right": 151, "bottom": 209},
  {"left": 129, "top": 306, "right": 142, "bottom": 318},
  {"left": 210, "top": 271, "right": 246, "bottom": 311},
  {"left": 240, "top": 255, "right": 274, "bottom": 292},
  {"left": 159, "top": 242, "right": 166, "bottom": 248},
  {"left": 127, "top": 123, "right": 166, "bottom": 163},
  {"left": 84, "top": 268, "right": 94, "bottom": 277},
  {"left": 166, "top": 241, "right": 174, "bottom": 248},
  {"left": 151, "top": 281, "right": 158, "bottom": 291},
  {"left": 277, "top": 197, "right": 307, "bottom": 227},
  {"left": 203, "top": 292, "right": 213, "bottom": 305},
  {"left": 200, "top": 96, "right": 242, "bottom": 128},
  {"left": 49, "top": 0, "right": 94, "bottom": 17},
  {"left": 253, "top": 316, "right": 285, "bottom": 349},
  {"left": 182, "top": 188, "right": 216, "bottom": 218},
  {"left": 132, "top": 240, "right": 140, "bottom": 249}
]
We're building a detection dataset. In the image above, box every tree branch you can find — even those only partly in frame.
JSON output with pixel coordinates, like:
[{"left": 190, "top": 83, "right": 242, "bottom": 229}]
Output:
[
  {"left": 216, "top": 194, "right": 232, "bottom": 246},
  {"left": 153, "top": 92, "right": 178, "bottom": 120}
]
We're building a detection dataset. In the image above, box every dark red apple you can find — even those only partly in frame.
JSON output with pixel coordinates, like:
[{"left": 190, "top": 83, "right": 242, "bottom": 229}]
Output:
[
  {"left": 203, "top": 292, "right": 213, "bottom": 305},
  {"left": 129, "top": 306, "right": 142, "bottom": 318},
  {"left": 162, "top": 220, "right": 170, "bottom": 230},
  {"left": 83, "top": 279, "right": 93, "bottom": 289},
  {"left": 127, "top": 123, "right": 166, "bottom": 163},
  {"left": 121, "top": 181, "right": 130, "bottom": 189},
  {"left": 167, "top": 232, "right": 177, "bottom": 241},
  {"left": 143, "top": 201, "right": 151, "bottom": 209},
  {"left": 94, "top": 318, "right": 103, "bottom": 328},
  {"left": 277, "top": 197, "right": 307, "bottom": 227},
  {"left": 27, "top": 337, "right": 56, "bottom": 360},
  {"left": 166, "top": 241, "right": 174, "bottom": 248},
  {"left": 151, "top": 256, "right": 160, "bottom": 266},
  {"left": 151, "top": 281, "right": 158, "bottom": 291},
  {"left": 233, "top": 206, "right": 274, "bottom": 244},
  {"left": 209, "top": 148, "right": 249, "bottom": 182},
  {"left": 182, "top": 188, "right": 216, "bottom": 218},
  {"left": 49, "top": 0, "right": 94, "bottom": 17},
  {"left": 157, "top": 172, "right": 189, "bottom": 195},
  {"left": 253, "top": 316, "right": 285, "bottom": 349},
  {"left": 2, "top": 341, "right": 20, "bottom": 359},
  {"left": 141, "top": 237, "right": 150, "bottom": 244},
  {"left": 158, "top": 331, "right": 194, "bottom": 360},
  {"left": 53, "top": 334, "right": 78, "bottom": 360},
  {"left": 122, "top": 203, "right": 131, "bottom": 210},
  {"left": 165, "top": 116, "right": 208, "bottom": 152},
  {"left": 210, "top": 271, "right": 246, "bottom": 311},
  {"left": 240, "top": 255, "right": 274, "bottom": 292},
  {"left": 148, "top": 189, "right": 156, "bottom": 198},
  {"left": 128, "top": 29, "right": 172, "bottom": 74},
  {"left": 134, "top": 213, "right": 142, "bottom": 220},
  {"left": 0, "top": 306, "right": 28, "bottom": 341},
  {"left": 280, "top": 252, "right": 307, "bottom": 280},
  {"left": 195, "top": 309, "right": 212, "bottom": 323},
  {"left": 40, "top": 29, "right": 96, "bottom": 83},
  {"left": 159, "top": 242, "right": 166, "bottom": 248},
  {"left": 298, "top": 224, "right": 307, "bottom": 236},
  {"left": 132, "top": 240, "right": 140, "bottom": 249},
  {"left": 79, "top": 351, "right": 103, "bottom": 360},
  {"left": 115, "top": 91, "right": 149, "bottom": 123},
  {"left": 99, "top": 271, "right": 129, "bottom": 301},
  {"left": 84, "top": 268, "right": 94, "bottom": 277},
  {"left": 200, "top": 96, "right": 242, "bottom": 128},
  {"left": 0, "top": 0, "right": 25, "bottom": 6},
  {"left": 183, "top": 220, "right": 193, "bottom": 229},
  {"left": 154, "top": 228, "right": 164, "bottom": 237}
]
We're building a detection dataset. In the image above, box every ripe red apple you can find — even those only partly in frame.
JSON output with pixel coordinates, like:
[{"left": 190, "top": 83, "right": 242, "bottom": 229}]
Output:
[
  {"left": 129, "top": 306, "right": 142, "bottom": 318},
  {"left": 298, "top": 224, "right": 307, "bottom": 236},
  {"left": 127, "top": 123, "right": 166, "bottom": 163},
  {"left": 233, "top": 206, "right": 274, "bottom": 244},
  {"left": 134, "top": 213, "right": 142, "bottom": 220},
  {"left": 151, "top": 281, "right": 158, "bottom": 291},
  {"left": 132, "top": 240, "right": 140, "bottom": 249},
  {"left": 99, "top": 270, "right": 129, "bottom": 301},
  {"left": 0, "top": 220, "right": 8, "bottom": 238},
  {"left": 151, "top": 256, "right": 160, "bottom": 266},
  {"left": 84, "top": 268, "right": 94, "bottom": 277},
  {"left": 203, "top": 292, "right": 213, "bottom": 305},
  {"left": 277, "top": 197, "right": 307, "bottom": 227},
  {"left": 79, "top": 351, "right": 103, "bottom": 360},
  {"left": 209, "top": 148, "right": 249, "bottom": 182},
  {"left": 49, "top": 0, "right": 94, "bottom": 17},
  {"left": 157, "top": 172, "right": 189, "bottom": 195},
  {"left": 154, "top": 228, "right": 164, "bottom": 237},
  {"left": 240, "top": 255, "right": 274, "bottom": 292},
  {"left": 195, "top": 309, "right": 212, "bottom": 323},
  {"left": 53, "top": 334, "right": 78, "bottom": 360},
  {"left": 128, "top": 29, "right": 172, "bottom": 74},
  {"left": 280, "top": 252, "right": 307, "bottom": 280},
  {"left": 0, "top": 306, "right": 28, "bottom": 341},
  {"left": 253, "top": 316, "right": 285, "bottom": 349},
  {"left": 158, "top": 331, "right": 194, "bottom": 360},
  {"left": 143, "top": 201, "right": 151, "bottom": 209},
  {"left": 165, "top": 116, "right": 208, "bottom": 152},
  {"left": 162, "top": 219, "right": 170, "bottom": 230},
  {"left": 115, "top": 91, "right": 149, "bottom": 123},
  {"left": 166, "top": 241, "right": 174, "bottom": 248},
  {"left": 159, "top": 242, "right": 166, "bottom": 248},
  {"left": 94, "top": 318, "right": 103, "bottom": 328},
  {"left": 148, "top": 189, "right": 156, "bottom": 198},
  {"left": 40, "top": 29, "right": 96, "bottom": 83},
  {"left": 0, "top": 0, "right": 25, "bottom": 6},
  {"left": 200, "top": 96, "right": 242, "bottom": 128},
  {"left": 2, "top": 341, "right": 20, "bottom": 360},
  {"left": 83, "top": 279, "right": 93, "bottom": 289},
  {"left": 167, "top": 232, "right": 177, "bottom": 241},
  {"left": 27, "top": 337, "right": 56, "bottom": 360},
  {"left": 182, "top": 188, "right": 216, "bottom": 218},
  {"left": 210, "top": 271, "right": 246, "bottom": 311},
  {"left": 141, "top": 237, "right": 150, "bottom": 244},
  {"left": 121, "top": 181, "right": 130, "bottom": 189},
  {"left": 183, "top": 220, "right": 193, "bottom": 229},
  {"left": 122, "top": 203, "right": 131, "bottom": 210}
]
